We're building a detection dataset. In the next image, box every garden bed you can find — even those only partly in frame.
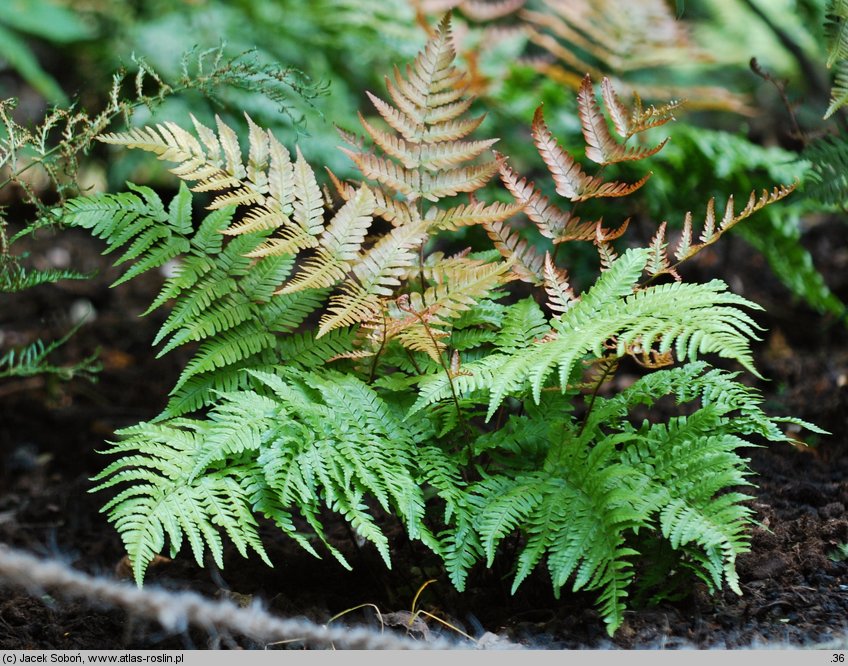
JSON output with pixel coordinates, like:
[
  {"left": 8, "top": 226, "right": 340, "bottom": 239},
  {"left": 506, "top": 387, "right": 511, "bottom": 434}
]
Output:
[{"left": 1, "top": 218, "right": 847, "bottom": 650}]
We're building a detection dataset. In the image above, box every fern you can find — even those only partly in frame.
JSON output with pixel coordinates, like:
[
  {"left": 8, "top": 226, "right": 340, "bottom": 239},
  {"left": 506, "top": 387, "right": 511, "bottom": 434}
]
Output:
[
  {"left": 1, "top": 48, "right": 320, "bottom": 392},
  {"left": 804, "top": 134, "right": 848, "bottom": 207},
  {"left": 412, "top": 249, "right": 764, "bottom": 419},
  {"left": 0, "top": 324, "right": 99, "bottom": 382},
  {"left": 67, "top": 18, "right": 819, "bottom": 638},
  {"left": 460, "top": 363, "right": 821, "bottom": 634},
  {"left": 826, "top": 0, "right": 848, "bottom": 118}
]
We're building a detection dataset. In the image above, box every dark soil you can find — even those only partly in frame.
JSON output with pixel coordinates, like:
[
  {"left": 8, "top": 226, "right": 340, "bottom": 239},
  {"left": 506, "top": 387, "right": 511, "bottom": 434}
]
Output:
[{"left": 1, "top": 219, "right": 847, "bottom": 650}]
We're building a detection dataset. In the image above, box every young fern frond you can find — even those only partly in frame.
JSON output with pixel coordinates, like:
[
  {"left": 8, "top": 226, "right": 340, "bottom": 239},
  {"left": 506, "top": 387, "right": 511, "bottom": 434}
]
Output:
[
  {"left": 543, "top": 252, "right": 578, "bottom": 313},
  {"left": 644, "top": 185, "right": 797, "bottom": 280},
  {"left": 532, "top": 105, "right": 650, "bottom": 201},
  {"left": 321, "top": 15, "right": 512, "bottom": 336},
  {"left": 357, "top": 259, "right": 517, "bottom": 362},
  {"left": 578, "top": 75, "right": 668, "bottom": 165},
  {"left": 497, "top": 157, "right": 598, "bottom": 243},
  {"left": 600, "top": 77, "right": 681, "bottom": 139}
]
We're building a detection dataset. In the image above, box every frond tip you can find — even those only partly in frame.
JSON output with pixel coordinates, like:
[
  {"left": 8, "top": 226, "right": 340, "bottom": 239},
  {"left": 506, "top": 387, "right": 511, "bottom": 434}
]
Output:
[
  {"left": 532, "top": 105, "right": 651, "bottom": 202},
  {"left": 579, "top": 75, "right": 669, "bottom": 165}
]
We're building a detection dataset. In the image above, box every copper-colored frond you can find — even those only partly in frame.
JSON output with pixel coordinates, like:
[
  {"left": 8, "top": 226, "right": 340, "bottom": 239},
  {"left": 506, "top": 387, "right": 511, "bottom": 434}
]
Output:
[
  {"left": 532, "top": 106, "right": 650, "bottom": 200},
  {"left": 543, "top": 252, "right": 577, "bottom": 313},
  {"left": 420, "top": 161, "right": 499, "bottom": 201},
  {"left": 498, "top": 158, "right": 595, "bottom": 242},
  {"left": 366, "top": 92, "right": 420, "bottom": 144},
  {"left": 482, "top": 219, "right": 545, "bottom": 283},
  {"left": 422, "top": 114, "right": 487, "bottom": 143},
  {"left": 646, "top": 221, "right": 672, "bottom": 277},
  {"left": 674, "top": 212, "right": 693, "bottom": 262},
  {"left": 578, "top": 75, "right": 620, "bottom": 165},
  {"left": 416, "top": 14, "right": 459, "bottom": 93},
  {"left": 672, "top": 183, "right": 796, "bottom": 266},
  {"left": 578, "top": 75, "right": 668, "bottom": 164},
  {"left": 429, "top": 200, "right": 524, "bottom": 231},
  {"left": 325, "top": 168, "right": 357, "bottom": 202},
  {"left": 358, "top": 112, "right": 418, "bottom": 169},
  {"left": 531, "top": 105, "right": 596, "bottom": 200},
  {"left": 341, "top": 149, "right": 420, "bottom": 200},
  {"left": 417, "top": 137, "right": 499, "bottom": 170},
  {"left": 601, "top": 77, "right": 632, "bottom": 138}
]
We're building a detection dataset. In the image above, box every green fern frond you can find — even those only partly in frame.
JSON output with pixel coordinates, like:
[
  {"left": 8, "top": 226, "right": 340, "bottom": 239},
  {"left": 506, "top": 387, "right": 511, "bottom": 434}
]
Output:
[
  {"left": 451, "top": 362, "right": 803, "bottom": 635},
  {"left": 415, "top": 249, "right": 761, "bottom": 419},
  {"left": 65, "top": 183, "right": 332, "bottom": 415},
  {"left": 826, "top": 60, "right": 848, "bottom": 119},
  {"left": 470, "top": 439, "right": 646, "bottom": 635},
  {"left": 494, "top": 297, "right": 551, "bottom": 350},
  {"left": 64, "top": 185, "right": 191, "bottom": 287},
  {"left": 0, "top": 263, "right": 91, "bottom": 293},
  {"left": 96, "top": 367, "right": 457, "bottom": 580},
  {"left": 491, "top": 268, "right": 760, "bottom": 415},
  {"left": 99, "top": 114, "right": 328, "bottom": 260},
  {"left": 0, "top": 322, "right": 99, "bottom": 381},
  {"left": 92, "top": 419, "right": 271, "bottom": 585},
  {"left": 804, "top": 134, "right": 848, "bottom": 206},
  {"left": 826, "top": 0, "right": 848, "bottom": 68}
]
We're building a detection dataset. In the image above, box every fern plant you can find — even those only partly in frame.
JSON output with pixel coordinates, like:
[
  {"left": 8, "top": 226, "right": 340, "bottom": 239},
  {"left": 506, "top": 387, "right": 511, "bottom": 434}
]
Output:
[
  {"left": 825, "top": 0, "right": 848, "bottom": 118},
  {"left": 0, "top": 47, "right": 319, "bottom": 387},
  {"left": 66, "top": 16, "right": 819, "bottom": 636}
]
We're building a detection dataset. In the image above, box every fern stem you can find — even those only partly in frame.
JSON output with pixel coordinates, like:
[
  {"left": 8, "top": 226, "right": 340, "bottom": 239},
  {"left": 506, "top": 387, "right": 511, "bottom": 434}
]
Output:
[
  {"left": 577, "top": 356, "right": 618, "bottom": 437},
  {"left": 400, "top": 301, "right": 470, "bottom": 454},
  {"left": 403, "top": 348, "right": 423, "bottom": 376},
  {"left": 368, "top": 312, "right": 389, "bottom": 384}
]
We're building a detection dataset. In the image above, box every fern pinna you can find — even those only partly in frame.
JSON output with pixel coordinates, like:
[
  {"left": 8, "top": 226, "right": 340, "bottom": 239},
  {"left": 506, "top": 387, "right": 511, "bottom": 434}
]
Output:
[{"left": 66, "top": 15, "right": 818, "bottom": 636}]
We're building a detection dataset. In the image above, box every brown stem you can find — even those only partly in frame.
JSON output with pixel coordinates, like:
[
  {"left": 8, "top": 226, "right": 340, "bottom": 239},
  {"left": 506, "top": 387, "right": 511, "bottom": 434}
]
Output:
[
  {"left": 400, "top": 303, "right": 471, "bottom": 457},
  {"left": 740, "top": 0, "right": 830, "bottom": 104},
  {"left": 367, "top": 311, "right": 389, "bottom": 384},
  {"left": 577, "top": 358, "right": 617, "bottom": 437}
]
